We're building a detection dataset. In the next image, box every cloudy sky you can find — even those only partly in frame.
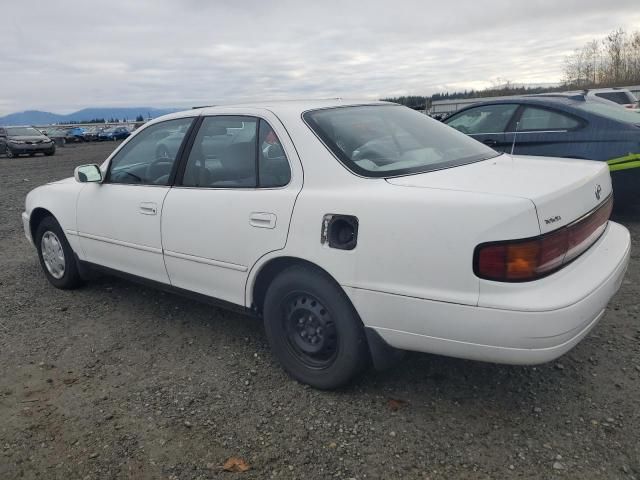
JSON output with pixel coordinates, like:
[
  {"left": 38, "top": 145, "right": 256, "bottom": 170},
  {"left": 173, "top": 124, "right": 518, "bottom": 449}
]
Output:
[{"left": 1, "top": 0, "right": 639, "bottom": 115}]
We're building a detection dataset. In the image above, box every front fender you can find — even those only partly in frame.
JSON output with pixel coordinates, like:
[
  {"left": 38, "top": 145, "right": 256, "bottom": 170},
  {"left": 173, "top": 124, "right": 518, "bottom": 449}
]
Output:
[{"left": 25, "top": 178, "right": 84, "bottom": 256}]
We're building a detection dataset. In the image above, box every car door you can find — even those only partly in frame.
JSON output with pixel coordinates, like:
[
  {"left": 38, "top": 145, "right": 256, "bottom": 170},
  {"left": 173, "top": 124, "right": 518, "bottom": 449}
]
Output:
[
  {"left": 161, "top": 111, "right": 302, "bottom": 306},
  {"left": 505, "top": 105, "right": 585, "bottom": 158},
  {"left": 76, "top": 116, "right": 196, "bottom": 283},
  {"left": 444, "top": 104, "right": 518, "bottom": 151}
]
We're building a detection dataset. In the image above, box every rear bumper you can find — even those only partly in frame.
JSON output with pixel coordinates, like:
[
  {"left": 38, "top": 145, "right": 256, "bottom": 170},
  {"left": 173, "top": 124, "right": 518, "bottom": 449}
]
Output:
[{"left": 345, "top": 221, "right": 631, "bottom": 365}]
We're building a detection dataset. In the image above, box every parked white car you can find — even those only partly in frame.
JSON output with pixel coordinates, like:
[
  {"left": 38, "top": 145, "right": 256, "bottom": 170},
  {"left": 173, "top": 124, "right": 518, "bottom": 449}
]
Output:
[{"left": 23, "top": 100, "right": 631, "bottom": 389}]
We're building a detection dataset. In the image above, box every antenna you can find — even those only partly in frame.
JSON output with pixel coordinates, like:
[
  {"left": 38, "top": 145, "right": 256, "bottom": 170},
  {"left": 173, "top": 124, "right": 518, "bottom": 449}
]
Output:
[{"left": 510, "top": 121, "right": 520, "bottom": 155}]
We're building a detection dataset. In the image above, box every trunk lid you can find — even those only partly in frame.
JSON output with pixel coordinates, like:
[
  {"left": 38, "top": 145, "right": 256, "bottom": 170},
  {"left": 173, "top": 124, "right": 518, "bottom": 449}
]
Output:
[{"left": 386, "top": 154, "right": 612, "bottom": 234}]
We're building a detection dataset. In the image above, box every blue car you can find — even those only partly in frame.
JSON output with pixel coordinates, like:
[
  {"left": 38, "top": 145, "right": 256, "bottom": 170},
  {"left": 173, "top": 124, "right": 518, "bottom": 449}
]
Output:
[
  {"left": 444, "top": 94, "right": 640, "bottom": 203},
  {"left": 97, "top": 126, "right": 131, "bottom": 141},
  {"left": 65, "top": 127, "right": 86, "bottom": 143}
]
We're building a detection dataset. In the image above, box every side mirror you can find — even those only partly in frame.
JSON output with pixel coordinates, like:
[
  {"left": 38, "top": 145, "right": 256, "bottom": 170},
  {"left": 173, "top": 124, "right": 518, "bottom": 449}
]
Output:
[{"left": 74, "top": 164, "right": 103, "bottom": 183}]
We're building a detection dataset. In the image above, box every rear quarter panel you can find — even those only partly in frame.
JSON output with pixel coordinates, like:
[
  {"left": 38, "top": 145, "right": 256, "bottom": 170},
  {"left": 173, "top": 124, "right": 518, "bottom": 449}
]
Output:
[{"left": 280, "top": 180, "right": 540, "bottom": 307}]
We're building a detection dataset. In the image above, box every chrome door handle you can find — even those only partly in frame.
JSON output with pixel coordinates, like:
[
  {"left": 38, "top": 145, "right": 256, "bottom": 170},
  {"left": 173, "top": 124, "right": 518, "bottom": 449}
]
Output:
[
  {"left": 139, "top": 202, "right": 157, "bottom": 215},
  {"left": 249, "top": 212, "right": 276, "bottom": 229}
]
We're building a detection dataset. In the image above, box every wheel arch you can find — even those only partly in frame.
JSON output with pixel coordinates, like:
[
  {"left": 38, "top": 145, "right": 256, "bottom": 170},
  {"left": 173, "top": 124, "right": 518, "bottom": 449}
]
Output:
[
  {"left": 249, "top": 255, "right": 404, "bottom": 371},
  {"left": 249, "top": 256, "right": 344, "bottom": 315},
  {"left": 29, "top": 207, "right": 56, "bottom": 240}
]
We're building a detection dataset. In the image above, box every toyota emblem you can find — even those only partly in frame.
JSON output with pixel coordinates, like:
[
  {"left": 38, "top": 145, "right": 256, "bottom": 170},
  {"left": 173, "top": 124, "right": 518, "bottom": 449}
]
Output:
[{"left": 595, "top": 184, "right": 602, "bottom": 200}]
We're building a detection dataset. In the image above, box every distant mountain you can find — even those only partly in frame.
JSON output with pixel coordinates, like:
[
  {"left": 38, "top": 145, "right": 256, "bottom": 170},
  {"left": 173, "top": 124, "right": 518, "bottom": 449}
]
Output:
[
  {"left": 0, "top": 107, "right": 179, "bottom": 126},
  {"left": 0, "top": 110, "right": 64, "bottom": 125}
]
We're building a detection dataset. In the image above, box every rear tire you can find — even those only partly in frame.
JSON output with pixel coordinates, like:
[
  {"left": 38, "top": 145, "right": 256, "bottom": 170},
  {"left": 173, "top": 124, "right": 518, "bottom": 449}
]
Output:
[
  {"left": 263, "top": 265, "right": 369, "bottom": 389},
  {"left": 35, "top": 216, "right": 84, "bottom": 289},
  {"left": 6, "top": 147, "right": 15, "bottom": 158}
]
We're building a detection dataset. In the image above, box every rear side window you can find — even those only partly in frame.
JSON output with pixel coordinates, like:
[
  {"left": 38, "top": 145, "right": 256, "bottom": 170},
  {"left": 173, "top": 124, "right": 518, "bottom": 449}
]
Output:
[
  {"left": 446, "top": 104, "right": 518, "bottom": 134},
  {"left": 258, "top": 119, "right": 290, "bottom": 188},
  {"left": 517, "top": 106, "right": 581, "bottom": 131},
  {"left": 181, "top": 116, "right": 291, "bottom": 188},
  {"left": 182, "top": 116, "right": 258, "bottom": 188}
]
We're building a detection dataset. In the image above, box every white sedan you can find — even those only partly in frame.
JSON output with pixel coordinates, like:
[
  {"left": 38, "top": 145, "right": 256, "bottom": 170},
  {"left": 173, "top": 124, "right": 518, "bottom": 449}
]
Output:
[{"left": 23, "top": 100, "right": 631, "bottom": 389}]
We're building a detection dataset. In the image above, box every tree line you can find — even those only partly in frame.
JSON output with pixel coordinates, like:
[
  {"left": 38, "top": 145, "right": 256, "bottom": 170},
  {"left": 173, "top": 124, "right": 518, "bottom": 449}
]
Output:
[
  {"left": 65, "top": 114, "right": 146, "bottom": 124},
  {"left": 564, "top": 28, "right": 640, "bottom": 88},
  {"left": 383, "top": 27, "right": 640, "bottom": 109}
]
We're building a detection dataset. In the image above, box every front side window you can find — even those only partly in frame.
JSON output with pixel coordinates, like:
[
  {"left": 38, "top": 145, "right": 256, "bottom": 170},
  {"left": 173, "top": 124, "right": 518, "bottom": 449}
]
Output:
[
  {"left": 107, "top": 117, "right": 194, "bottom": 186},
  {"left": 517, "top": 106, "right": 581, "bottom": 131},
  {"left": 305, "top": 105, "right": 500, "bottom": 177},
  {"left": 446, "top": 104, "right": 518, "bottom": 135}
]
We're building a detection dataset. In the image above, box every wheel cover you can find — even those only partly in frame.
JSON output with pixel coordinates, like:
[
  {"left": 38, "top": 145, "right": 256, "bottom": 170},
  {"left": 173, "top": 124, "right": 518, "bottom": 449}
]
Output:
[
  {"left": 41, "top": 231, "right": 65, "bottom": 279},
  {"left": 282, "top": 292, "right": 338, "bottom": 369}
]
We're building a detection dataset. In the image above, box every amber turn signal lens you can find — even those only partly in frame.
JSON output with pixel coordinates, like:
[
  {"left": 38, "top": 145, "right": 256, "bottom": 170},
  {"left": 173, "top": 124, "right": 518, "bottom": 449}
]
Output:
[{"left": 506, "top": 242, "right": 540, "bottom": 279}]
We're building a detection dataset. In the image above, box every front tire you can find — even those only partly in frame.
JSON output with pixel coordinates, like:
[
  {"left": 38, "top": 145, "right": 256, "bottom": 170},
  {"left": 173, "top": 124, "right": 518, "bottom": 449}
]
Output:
[
  {"left": 35, "top": 216, "right": 84, "bottom": 289},
  {"left": 6, "top": 146, "right": 15, "bottom": 158},
  {"left": 263, "top": 265, "right": 369, "bottom": 389}
]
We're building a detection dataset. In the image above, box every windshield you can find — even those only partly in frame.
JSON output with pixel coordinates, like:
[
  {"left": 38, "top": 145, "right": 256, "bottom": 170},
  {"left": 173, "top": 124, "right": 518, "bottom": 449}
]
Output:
[
  {"left": 578, "top": 101, "right": 640, "bottom": 124},
  {"left": 303, "top": 105, "right": 500, "bottom": 177},
  {"left": 6, "top": 127, "right": 43, "bottom": 136}
]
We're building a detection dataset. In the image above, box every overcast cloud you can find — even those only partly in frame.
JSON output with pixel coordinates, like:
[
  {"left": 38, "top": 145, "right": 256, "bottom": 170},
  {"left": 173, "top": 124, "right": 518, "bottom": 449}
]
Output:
[{"left": 1, "top": 0, "right": 639, "bottom": 115}]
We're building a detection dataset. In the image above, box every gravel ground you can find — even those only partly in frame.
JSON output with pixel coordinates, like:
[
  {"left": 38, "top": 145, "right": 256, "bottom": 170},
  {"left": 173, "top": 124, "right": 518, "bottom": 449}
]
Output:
[{"left": 1, "top": 142, "right": 639, "bottom": 480}]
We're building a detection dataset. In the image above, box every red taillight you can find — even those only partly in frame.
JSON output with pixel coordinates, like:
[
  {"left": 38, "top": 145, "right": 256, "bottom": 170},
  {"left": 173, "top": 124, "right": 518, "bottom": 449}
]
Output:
[{"left": 474, "top": 196, "right": 612, "bottom": 282}]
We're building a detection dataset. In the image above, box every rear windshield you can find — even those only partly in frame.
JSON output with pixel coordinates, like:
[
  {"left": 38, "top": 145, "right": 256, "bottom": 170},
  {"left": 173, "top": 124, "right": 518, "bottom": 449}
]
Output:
[
  {"left": 577, "top": 102, "right": 640, "bottom": 124},
  {"left": 303, "top": 105, "right": 500, "bottom": 177},
  {"left": 594, "top": 91, "right": 637, "bottom": 105},
  {"left": 6, "top": 127, "right": 42, "bottom": 136}
]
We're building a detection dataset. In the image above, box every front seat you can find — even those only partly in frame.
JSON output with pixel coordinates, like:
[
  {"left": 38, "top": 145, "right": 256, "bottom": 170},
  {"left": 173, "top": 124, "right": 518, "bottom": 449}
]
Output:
[{"left": 214, "top": 142, "right": 256, "bottom": 187}]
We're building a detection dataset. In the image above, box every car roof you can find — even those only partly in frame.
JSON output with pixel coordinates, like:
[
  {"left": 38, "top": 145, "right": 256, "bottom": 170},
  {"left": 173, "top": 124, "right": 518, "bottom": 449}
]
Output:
[
  {"left": 190, "top": 99, "right": 393, "bottom": 116},
  {"left": 449, "top": 94, "right": 590, "bottom": 110},
  {"left": 585, "top": 87, "right": 633, "bottom": 94}
]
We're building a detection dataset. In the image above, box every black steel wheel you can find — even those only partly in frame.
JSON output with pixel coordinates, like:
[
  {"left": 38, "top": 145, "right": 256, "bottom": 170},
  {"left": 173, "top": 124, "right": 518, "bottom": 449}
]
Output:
[
  {"left": 263, "top": 264, "right": 369, "bottom": 389},
  {"left": 282, "top": 291, "right": 338, "bottom": 369}
]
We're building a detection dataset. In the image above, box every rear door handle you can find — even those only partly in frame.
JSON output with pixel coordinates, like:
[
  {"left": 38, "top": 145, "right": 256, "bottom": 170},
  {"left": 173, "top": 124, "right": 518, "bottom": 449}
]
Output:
[
  {"left": 139, "top": 202, "right": 157, "bottom": 215},
  {"left": 249, "top": 212, "right": 276, "bottom": 229},
  {"left": 483, "top": 139, "right": 498, "bottom": 147}
]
